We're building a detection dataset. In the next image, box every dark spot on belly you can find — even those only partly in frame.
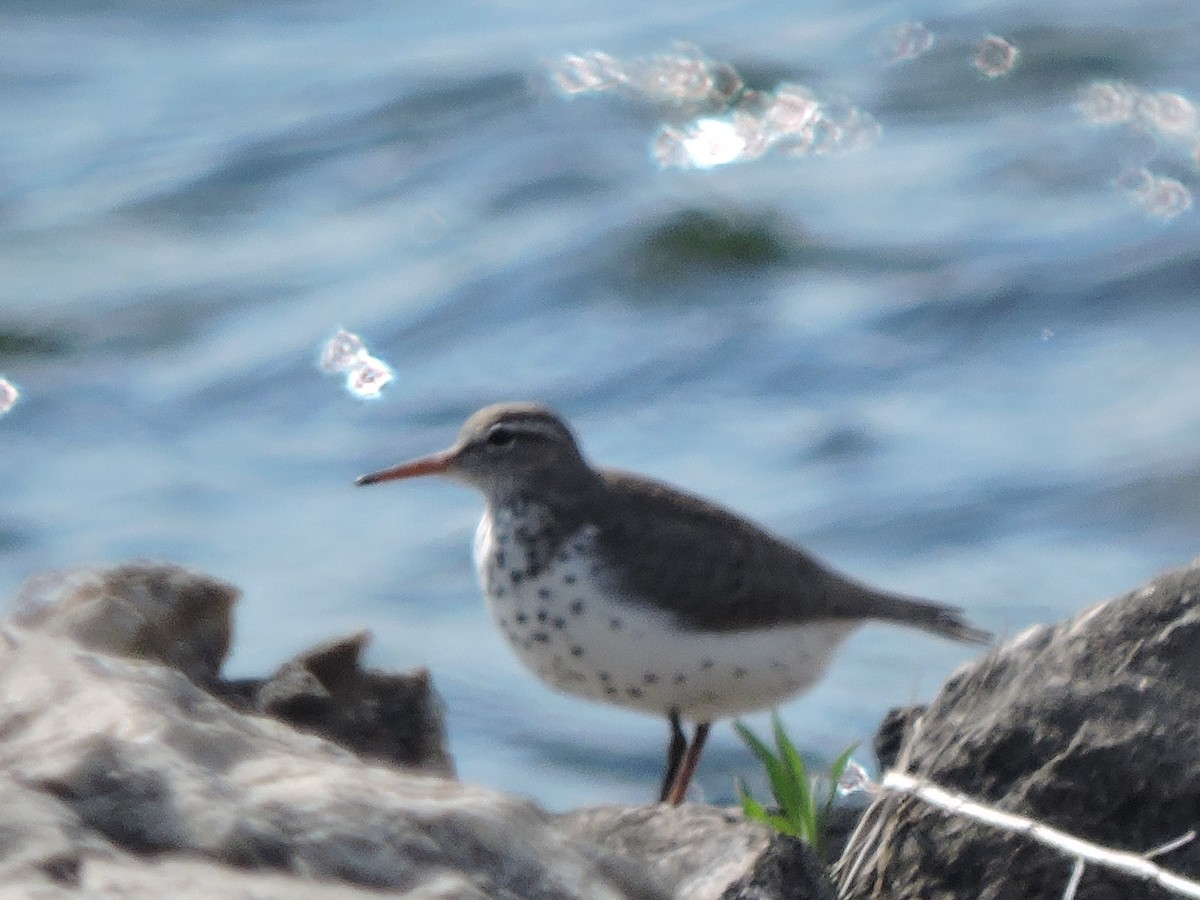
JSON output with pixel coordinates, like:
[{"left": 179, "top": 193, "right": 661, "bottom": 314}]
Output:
[
  {"left": 570, "top": 599, "right": 585, "bottom": 615},
  {"left": 570, "top": 645, "right": 585, "bottom": 658},
  {"left": 531, "top": 632, "right": 550, "bottom": 643},
  {"left": 563, "top": 573, "right": 577, "bottom": 585},
  {"left": 492, "top": 586, "right": 507, "bottom": 598},
  {"left": 734, "top": 667, "right": 748, "bottom": 678},
  {"left": 493, "top": 550, "right": 506, "bottom": 569},
  {"left": 536, "top": 610, "right": 548, "bottom": 623},
  {"left": 609, "top": 617, "right": 623, "bottom": 631},
  {"left": 643, "top": 673, "right": 658, "bottom": 685},
  {"left": 537, "top": 587, "right": 552, "bottom": 600},
  {"left": 552, "top": 617, "right": 565, "bottom": 629},
  {"left": 701, "top": 659, "right": 714, "bottom": 670},
  {"left": 770, "top": 659, "right": 787, "bottom": 671},
  {"left": 515, "top": 613, "right": 528, "bottom": 625},
  {"left": 597, "top": 671, "right": 611, "bottom": 682},
  {"left": 604, "top": 686, "right": 617, "bottom": 696},
  {"left": 626, "top": 687, "right": 643, "bottom": 699},
  {"left": 510, "top": 570, "right": 524, "bottom": 585},
  {"left": 673, "top": 673, "right": 686, "bottom": 685}
]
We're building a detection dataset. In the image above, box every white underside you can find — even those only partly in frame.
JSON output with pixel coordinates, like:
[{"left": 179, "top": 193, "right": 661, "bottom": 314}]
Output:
[{"left": 474, "top": 510, "right": 861, "bottom": 721}]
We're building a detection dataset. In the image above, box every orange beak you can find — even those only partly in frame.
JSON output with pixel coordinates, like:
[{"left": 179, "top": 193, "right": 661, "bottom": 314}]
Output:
[{"left": 355, "top": 449, "right": 455, "bottom": 486}]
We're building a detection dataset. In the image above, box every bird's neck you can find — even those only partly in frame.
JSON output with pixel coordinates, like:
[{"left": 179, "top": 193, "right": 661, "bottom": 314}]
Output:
[
  {"left": 480, "top": 484, "right": 597, "bottom": 577},
  {"left": 480, "top": 463, "right": 601, "bottom": 521}
]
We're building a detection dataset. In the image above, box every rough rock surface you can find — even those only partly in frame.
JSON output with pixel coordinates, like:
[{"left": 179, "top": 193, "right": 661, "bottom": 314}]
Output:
[
  {"left": 1, "top": 561, "right": 830, "bottom": 899},
  {"left": 225, "top": 630, "right": 453, "bottom": 774},
  {"left": 723, "top": 834, "right": 838, "bottom": 900},
  {"left": 558, "top": 805, "right": 836, "bottom": 900},
  {"left": 12, "top": 562, "right": 238, "bottom": 685},
  {"left": 0, "top": 625, "right": 667, "bottom": 899},
  {"left": 841, "top": 558, "right": 1200, "bottom": 900},
  {"left": 17, "top": 562, "right": 453, "bottom": 775}
]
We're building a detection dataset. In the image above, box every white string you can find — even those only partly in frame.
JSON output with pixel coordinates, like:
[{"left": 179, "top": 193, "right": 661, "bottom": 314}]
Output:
[{"left": 870, "top": 770, "right": 1200, "bottom": 898}]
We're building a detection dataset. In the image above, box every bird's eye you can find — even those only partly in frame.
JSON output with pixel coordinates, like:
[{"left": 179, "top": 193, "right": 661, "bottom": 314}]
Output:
[{"left": 486, "top": 426, "right": 515, "bottom": 448}]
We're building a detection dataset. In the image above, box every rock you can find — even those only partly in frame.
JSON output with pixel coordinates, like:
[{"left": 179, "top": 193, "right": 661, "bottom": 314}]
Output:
[
  {"left": 2, "top": 561, "right": 843, "bottom": 898},
  {"left": 722, "top": 835, "right": 837, "bottom": 900},
  {"left": 12, "top": 562, "right": 236, "bottom": 685},
  {"left": 229, "top": 631, "right": 453, "bottom": 775},
  {"left": 558, "top": 805, "right": 835, "bottom": 900},
  {"left": 15, "top": 562, "right": 452, "bottom": 775},
  {"left": 872, "top": 704, "right": 923, "bottom": 772},
  {"left": 0, "top": 626, "right": 669, "bottom": 899},
  {"left": 841, "top": 558, "right": 1200, "bottom": 900}
]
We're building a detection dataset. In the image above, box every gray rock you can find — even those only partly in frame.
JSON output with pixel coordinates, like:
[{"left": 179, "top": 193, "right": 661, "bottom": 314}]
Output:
[
  {"left": 2, "top": 561, "right": 839, "bottom": 898},
  {"left": 0, "top": 626, "right": 668, "bottom": 899},
  {"left": 16, "top": 562, "right": 452, "bottom": 774},
  {"left": 721, "top": 835, "right": 836, "bottom": 900},
  {"left": 841, "top": 558, "right": 1200, "bottom": 900},
  {"left": 230, "top": 630, "right": 453, "bottom": 775},
  {"left": 12, "top": 562, "right": 236, "bottom": 685},
  {"left": 559, "top": 805, "right": 835, "bottom": 900}
]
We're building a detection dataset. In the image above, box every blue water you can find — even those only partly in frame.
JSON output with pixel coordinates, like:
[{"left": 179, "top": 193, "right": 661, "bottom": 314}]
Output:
[{"left": 3, "top": 0, "right": 1200, "bottom": 809}]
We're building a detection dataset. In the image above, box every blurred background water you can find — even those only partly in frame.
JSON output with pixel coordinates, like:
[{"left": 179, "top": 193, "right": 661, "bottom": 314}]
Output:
[{"left": 3, "top": 0, "right": 1200, "bottom": 809}]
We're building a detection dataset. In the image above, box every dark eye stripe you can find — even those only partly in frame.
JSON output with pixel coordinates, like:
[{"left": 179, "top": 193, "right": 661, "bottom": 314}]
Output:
[
  {"left": 487, "top": 426, "right": 515, "bottom": 446},
  {"left": 487, "top": 423, "right": 557, "bottom": 442}
]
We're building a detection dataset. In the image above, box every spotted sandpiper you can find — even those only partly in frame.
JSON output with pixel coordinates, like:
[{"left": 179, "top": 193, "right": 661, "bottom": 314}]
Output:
[{"left": 357, "top": 403, "right": 990, "bottom": 804}]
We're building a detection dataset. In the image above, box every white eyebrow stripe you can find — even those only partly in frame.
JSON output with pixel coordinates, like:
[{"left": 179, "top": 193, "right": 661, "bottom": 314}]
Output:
[{"left": 494, "top": 418, "right": 568, "bottom": 441}]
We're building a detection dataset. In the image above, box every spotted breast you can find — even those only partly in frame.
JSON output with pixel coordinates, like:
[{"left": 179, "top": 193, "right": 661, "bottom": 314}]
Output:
[{"left": 473, "top": 500, "right": 860, "bottom": 721}]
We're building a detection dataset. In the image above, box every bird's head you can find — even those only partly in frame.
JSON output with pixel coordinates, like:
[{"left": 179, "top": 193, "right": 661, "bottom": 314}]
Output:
[{"left": 356, "top": 402, "right": 595, "bottom": 504}]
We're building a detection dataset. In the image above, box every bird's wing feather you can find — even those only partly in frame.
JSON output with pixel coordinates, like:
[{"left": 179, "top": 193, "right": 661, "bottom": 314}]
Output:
[{"left": 592, "top": 469, "right": 853, "bottom": 631}]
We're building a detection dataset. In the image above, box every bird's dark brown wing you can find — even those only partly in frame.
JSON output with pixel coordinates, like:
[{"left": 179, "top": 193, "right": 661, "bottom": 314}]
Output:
[{"left": 591, "top": 468, "right": 861, "bottom": 632}]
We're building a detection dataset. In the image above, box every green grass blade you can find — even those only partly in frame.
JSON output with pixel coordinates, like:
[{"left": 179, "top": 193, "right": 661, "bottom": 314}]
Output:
[
  {"left": 735, "top": 719, "right": 859, "bottom": 858},
  {"left": 733, "top": 720, "right": 789, "bottom": 806},
  {"left": 737, "top": 776, "right": 802, "bottom": 837},
  {"left": 733, "top": 720, "right": 776, "bottom": 769},
  {"left": 738, "top": 716, "right": 820, "bottom": 839},
  {"left": 770, "top": 712, "right": 815, "bottom": 840},
  {"left": 737, "top": 776, "right": 766, "bottom": 818}
]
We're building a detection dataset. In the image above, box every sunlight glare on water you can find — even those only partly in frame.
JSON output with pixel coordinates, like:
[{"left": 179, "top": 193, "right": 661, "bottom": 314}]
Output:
[
  {"left": 885, "top": 22, "right": 935, "bottom": 64},
  {"left": 655, "top": 117, "right": 749, "bottom": 169},
  {"left": 1137, "top": 91, "right": 1199, "bottom": 141},
  {"left": 551, "top": 44, "right": 741, "bottom": 110},
  {"left": 319, "top": 329, "right": 394, "bottom": 400},
  {"left": 1077, "top": 81, "right": 1140, "bottom": 125},
  {"left": 0, "top": 378, "right": 18, "bottom": 416},
  {"left": 320, "top": 330, "right": 367, "bottom": 373},
  {"left": 1116, "top": 168, "right": 1194, "bottom": 220},
  {"left": 1079, "top": 81, "right": 1200, "bottom": 146},
  {"left": 974, "top": 35, "right": 1019, "bottom": 78},
  {"left": 1079, "top": 80, "right": 1199, "bottom": 218},
  {"left": 550, "top": 44, "right": 879, "bottom": 170}
]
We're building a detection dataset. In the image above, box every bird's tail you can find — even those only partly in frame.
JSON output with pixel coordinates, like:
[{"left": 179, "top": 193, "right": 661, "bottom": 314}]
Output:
[{"left": 870, "top": 593, "right": 992, "bottom": 645}]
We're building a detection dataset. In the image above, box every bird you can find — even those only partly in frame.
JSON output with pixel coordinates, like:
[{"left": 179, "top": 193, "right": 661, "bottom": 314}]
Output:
[{"left": 356, "top": 402, "right": 991, "bottom": 804}]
